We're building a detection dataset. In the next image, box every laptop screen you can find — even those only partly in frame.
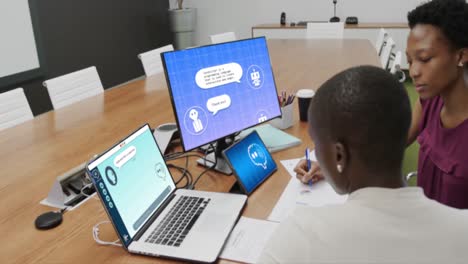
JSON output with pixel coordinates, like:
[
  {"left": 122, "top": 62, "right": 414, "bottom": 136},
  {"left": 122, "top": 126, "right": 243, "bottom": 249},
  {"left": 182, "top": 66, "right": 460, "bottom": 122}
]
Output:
[
  {"left": 87, "top": 124, "right": 176, "bottom": 247},
  {"left": 223, "top": 130, "right": 277, "bottom": 194}
]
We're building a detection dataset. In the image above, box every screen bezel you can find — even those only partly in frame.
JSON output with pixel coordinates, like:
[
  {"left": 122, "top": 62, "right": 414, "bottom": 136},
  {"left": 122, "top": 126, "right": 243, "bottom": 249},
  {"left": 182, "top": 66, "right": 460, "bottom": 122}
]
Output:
[
  {"left": 85, "top": 123, "right": 176, "bottom": 248},
  {"left": 222, "top": 130, "right": 277, "bottom": 195},
  {"left": 160, "top": 36, "right": 282, "bottom": 152}
]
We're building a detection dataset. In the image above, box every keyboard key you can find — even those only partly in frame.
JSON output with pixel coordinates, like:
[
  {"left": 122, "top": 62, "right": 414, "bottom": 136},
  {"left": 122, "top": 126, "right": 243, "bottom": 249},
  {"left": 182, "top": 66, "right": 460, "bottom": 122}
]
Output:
[{"left": 144, "top": 195, "right": 210, "bottom": 247}]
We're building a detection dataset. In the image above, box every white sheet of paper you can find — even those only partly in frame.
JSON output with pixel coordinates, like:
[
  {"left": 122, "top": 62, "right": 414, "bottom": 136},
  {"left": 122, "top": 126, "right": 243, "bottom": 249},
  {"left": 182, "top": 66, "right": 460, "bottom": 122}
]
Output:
[
  {"left": 220, "top": 217, "right": 279, "bottom": 263},
  {"left": 268, "top": 155, "right": 348, "bottom": 222}
]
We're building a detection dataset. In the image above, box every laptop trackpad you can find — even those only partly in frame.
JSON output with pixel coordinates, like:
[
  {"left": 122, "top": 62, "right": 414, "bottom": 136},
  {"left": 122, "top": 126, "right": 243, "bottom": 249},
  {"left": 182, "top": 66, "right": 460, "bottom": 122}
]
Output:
[{"left": 197, "top": 213, "right": 230, "bottom": 233}]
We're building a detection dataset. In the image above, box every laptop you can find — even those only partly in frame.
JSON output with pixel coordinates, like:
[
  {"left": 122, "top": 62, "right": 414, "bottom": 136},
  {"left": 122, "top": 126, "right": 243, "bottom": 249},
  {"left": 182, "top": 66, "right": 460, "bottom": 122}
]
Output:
[
  {"left": 223, "top": 130, "right": 277, "bottom": 194},
  {"left": 86, "top": 124, "right": 247, "bottom": 263}
]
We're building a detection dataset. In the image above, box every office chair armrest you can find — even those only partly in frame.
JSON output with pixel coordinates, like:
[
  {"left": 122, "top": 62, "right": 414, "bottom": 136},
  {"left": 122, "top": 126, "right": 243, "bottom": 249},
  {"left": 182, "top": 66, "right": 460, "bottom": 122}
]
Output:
[{"left": 406, "top": 171, "right": 417, "bottom": 181}]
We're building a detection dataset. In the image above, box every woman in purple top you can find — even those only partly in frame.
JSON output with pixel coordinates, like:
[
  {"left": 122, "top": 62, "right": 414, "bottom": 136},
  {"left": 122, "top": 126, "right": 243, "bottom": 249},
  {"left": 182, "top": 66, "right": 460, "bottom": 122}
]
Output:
[
  {"left": 294, "top": 0, "right": 468, "bottom": 209},
  {"left": 406, "top": 0, "right": 468, "bottom": 208}
]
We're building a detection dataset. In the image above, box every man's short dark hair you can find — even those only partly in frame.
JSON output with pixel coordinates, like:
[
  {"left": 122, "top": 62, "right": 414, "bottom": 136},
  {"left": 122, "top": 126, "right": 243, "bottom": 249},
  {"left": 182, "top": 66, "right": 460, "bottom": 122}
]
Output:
[
  {"left": 309, "top": 65, "right": 411, "bottom": 174},
  {"left": 408, "top": 0, "right": 468, "bottom": 49}
]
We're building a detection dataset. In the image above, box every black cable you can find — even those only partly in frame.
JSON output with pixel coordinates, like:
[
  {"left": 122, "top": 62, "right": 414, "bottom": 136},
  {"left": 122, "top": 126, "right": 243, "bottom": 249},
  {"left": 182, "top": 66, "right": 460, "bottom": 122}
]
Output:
[
  {"left": 168, "top": 164, "right": 192, "bottom": 188},
  {"left": 165, "top": 153, "right": 206, "bottom": 162},
  {"left": 60, "top": 207, "right": 68, "bottom": 215},
  {"left": 192, "top": 143, "right": 217, "bottom": 188},
  {"left": 167, "top": 157, "right": 192, "bottom": 188}
]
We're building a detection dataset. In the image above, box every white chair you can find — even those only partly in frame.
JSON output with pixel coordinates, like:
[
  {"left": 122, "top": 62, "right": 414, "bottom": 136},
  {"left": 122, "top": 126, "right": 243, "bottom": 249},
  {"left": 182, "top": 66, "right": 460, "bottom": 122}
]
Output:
[
  {"left": 43, "top": 66, "right": 104, "bottom": 110},
  {"left": 380, "top": 37, "right": 396, "bottom": 70},
  {"left": 306, "top": 22, "right": 344, "bottom": 39},
  {"left": 375, "top": 28, "right": 388, "bottom": 56},
  {"left": 138, "top": 44, "right": 174, "bottom": 77},
  {"left": 0, "top": 88, "right": 34, "bottom": 131},
  {"left": 390, "top": 51, "right": 406, "bottom": 82},
  {"left": 210, "top": 32, "right": 237, "bottom": 44}
]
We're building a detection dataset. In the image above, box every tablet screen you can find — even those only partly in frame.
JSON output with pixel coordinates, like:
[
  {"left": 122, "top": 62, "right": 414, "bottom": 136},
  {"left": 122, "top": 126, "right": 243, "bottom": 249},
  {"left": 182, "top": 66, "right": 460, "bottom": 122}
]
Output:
[{"left": 223, "top": 130, "right": 277, "bottom": 194}]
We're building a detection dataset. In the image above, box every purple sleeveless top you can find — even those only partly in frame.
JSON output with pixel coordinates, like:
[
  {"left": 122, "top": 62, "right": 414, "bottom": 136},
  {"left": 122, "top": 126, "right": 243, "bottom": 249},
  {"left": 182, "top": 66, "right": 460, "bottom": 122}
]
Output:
[{"left": 417, "top": 96, "right": 468, "bottom": 209}]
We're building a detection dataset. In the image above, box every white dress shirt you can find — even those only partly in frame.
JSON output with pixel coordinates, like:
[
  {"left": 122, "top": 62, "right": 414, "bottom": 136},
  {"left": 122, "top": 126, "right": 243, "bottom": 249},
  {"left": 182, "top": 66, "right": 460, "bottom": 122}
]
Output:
[{"left": 259, "top": 187, "right": 468, "bottom": 264}]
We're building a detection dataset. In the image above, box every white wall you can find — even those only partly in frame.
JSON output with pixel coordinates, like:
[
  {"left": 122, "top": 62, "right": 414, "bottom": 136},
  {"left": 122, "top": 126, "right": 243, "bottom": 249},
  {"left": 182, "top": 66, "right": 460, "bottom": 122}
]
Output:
[
  {"left": 170, "top": 0, "right": 426, "bottom": 46},
  {"left": 0, "top": 0, "right": 40, "bottom": 78}
]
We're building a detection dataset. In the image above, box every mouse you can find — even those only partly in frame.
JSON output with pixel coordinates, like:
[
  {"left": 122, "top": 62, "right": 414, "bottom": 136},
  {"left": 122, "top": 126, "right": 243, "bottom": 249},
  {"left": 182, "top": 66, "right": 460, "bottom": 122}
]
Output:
[{"left": 35, "top": 211, "right": 63, "bottom": 230}]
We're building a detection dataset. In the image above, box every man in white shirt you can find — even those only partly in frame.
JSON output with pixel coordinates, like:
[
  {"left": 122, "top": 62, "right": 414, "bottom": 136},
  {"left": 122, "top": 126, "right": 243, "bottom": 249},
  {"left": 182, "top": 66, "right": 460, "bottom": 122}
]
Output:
[{"left": 259, "top": 66, "right": 468, "bottom": 263}]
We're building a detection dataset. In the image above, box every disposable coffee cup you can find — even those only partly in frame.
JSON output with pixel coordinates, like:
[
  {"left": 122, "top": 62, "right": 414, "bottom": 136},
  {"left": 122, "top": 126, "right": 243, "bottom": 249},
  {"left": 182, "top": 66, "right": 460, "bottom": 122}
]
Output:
[{"left": 296, "top": 89, "right": 315, "bottom": 122}]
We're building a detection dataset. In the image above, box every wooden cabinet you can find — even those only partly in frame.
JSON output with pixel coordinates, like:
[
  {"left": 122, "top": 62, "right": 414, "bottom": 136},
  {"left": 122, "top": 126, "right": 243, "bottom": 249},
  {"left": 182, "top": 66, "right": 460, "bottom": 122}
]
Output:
[{"left": 252, "top": 23, "right": 409, "bottom": 69}]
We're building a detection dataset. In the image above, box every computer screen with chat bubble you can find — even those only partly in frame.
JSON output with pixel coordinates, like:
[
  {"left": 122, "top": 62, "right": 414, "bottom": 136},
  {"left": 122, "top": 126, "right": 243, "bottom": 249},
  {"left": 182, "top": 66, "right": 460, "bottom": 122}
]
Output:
[
  {"left": 87, "top": 124, "right": 176, "bottom": 245},
  {"left": 161, "top": 37, "right": 281, "bottom": 164}
]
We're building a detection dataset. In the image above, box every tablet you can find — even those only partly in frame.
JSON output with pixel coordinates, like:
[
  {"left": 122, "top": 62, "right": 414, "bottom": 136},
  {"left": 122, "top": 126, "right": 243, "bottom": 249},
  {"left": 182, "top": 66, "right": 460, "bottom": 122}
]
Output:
[{"left": 223, "top": 130, "right": 277, "bottom": 194}]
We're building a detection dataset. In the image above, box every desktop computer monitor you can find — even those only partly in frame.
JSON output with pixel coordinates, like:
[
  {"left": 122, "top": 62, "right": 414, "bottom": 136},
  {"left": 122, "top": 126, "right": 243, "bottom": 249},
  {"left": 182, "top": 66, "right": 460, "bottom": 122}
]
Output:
[{"left": 161, "top": 37, "right": 281, "bottom": 174}]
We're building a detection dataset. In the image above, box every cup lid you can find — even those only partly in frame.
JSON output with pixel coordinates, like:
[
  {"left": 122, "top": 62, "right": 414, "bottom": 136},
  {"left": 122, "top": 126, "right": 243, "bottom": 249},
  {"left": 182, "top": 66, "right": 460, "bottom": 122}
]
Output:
[{"left": 296, "top": 89, "right": 315, "bottom": 98}]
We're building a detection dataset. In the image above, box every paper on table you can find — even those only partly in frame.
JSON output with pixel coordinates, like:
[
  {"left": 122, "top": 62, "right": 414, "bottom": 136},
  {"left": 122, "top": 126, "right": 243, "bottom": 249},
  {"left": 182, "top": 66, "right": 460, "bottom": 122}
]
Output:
[
  {"left": 268, "top": 155, "right": 348, "bottom": 222},
  {"left": 220, "top": 217, "right": 279, "bottom": 264}
]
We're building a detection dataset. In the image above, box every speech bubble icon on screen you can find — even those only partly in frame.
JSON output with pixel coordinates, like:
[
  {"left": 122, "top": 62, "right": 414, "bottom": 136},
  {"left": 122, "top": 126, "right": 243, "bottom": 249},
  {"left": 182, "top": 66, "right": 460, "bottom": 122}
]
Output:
[
  {"left": 155, "top": 162, "right": 166, "bottom": 180},
  {"left": 114, "top": 146, "right": 136, "bottom": 168},
  {"left": 248, "top": 143, "right": 267, "bottom": 169},
  {"left": 195, "top": 63, "right": 243, "bottom": 89},
  {"left": 206, "top": 94, "right": 231, "bottom": 115}
]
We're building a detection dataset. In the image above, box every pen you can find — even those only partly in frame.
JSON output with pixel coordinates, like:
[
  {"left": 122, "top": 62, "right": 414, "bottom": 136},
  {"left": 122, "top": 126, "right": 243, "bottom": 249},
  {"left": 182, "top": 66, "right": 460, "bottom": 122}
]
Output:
[{"left": 305, "top": 148, "right": 313, "bottom": 186}]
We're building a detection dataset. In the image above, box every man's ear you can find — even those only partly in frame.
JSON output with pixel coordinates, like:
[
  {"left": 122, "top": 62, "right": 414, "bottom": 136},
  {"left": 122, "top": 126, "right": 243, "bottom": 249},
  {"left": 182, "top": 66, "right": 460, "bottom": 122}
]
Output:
[
  {"left": 335, "top": 141, "right": 347, "bottom": 174},
  {"left": 335, "top": 141, "right": 351, "bottom": 193},
  {"left": 458, "top": 48, "right": 468, "bottom": 66}
]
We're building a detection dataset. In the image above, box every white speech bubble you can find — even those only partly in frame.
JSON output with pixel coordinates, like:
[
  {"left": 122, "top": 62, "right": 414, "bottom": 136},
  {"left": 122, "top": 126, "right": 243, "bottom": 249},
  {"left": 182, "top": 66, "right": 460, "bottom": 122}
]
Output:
[
  {"left": 248, "top": 144, "right": 267, "bottom": 169},
  {"left": 114, "top": 146, "right": 136, "bottom": 168},
  {"left": 206, "top": 94, "right": 231, "bottom": 115},
  {"left": 195, "top": 63, "right": 243, "bottom": 89}
]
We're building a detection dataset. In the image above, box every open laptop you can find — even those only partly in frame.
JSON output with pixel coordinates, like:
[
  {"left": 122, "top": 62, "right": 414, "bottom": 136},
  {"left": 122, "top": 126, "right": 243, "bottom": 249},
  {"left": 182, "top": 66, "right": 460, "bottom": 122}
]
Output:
[{"left": 86, "top": 124, "right": 247, "bottom": 263}]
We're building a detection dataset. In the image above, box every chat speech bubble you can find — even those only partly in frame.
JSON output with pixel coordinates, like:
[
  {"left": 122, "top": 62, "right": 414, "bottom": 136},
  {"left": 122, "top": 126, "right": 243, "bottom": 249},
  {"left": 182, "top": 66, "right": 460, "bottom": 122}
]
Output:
[
  {"left": 206, "top": 94, "right": 231, "bottom": 115},
  {"left": 195, "top": 63, "right": 243, "bottom": 89},
  {"left": 155, "top": 162, "right": 166, "bottom": 180},
  {"left": 114, "top": 146, "right": 136, "bottom": 168},
  {"left": 248, "top": 144, "right": 267, "bottom": 169}
]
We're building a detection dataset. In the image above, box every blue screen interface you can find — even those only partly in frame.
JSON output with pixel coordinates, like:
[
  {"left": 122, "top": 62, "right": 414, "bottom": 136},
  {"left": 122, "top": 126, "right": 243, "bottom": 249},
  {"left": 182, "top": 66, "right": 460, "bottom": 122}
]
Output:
[
  {"left": 223, "top": 131, "right": 277, "bottom": 194},
  {"left": 162, "top": 37, "right": 281, "bottom": 151},
  {"left": 87, "top": 125, "right": 175, "bottom": 247}
]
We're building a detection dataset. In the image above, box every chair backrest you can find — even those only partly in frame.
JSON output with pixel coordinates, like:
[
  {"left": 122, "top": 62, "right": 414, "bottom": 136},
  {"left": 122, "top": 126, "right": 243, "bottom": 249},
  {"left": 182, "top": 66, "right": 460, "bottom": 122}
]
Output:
[
  {"left": 0, "top": 88, "right": 34, "bottom": 131},
  {"left": 138, "top": 44, "right": 174, "bottom": 76},
  {"left": 390, "top": 51, "right": 406, "bottom": 82},
  {"left": 380, "top": 37, "right": 396, "bottom": 69},
  {"left": 390, "top": 51, "right": 402, "bottom": 74},
  {"left": 375, "top": 28, "right": 388, "bottom": 56},
  {"left": 210, "top": 32, "right": 237, "bottom": 44},
  {"left": 306, "top": 22, "right": 344, "bottom": 39},
  {"left": 43, "top": 66, "right": 104, "bottom": 110}
]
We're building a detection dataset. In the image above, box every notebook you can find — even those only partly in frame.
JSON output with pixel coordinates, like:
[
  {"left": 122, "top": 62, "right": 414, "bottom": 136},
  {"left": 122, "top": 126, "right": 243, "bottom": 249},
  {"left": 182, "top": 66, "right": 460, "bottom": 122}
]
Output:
[
  {"left": 86, "top": 124, "right": 246, "bottom": 263},
  {"left": 223, "top": 130, "right": 277, "bottom": 194},
  {"left": 238, "top": 124, "right": 301, "bottom": 152}
]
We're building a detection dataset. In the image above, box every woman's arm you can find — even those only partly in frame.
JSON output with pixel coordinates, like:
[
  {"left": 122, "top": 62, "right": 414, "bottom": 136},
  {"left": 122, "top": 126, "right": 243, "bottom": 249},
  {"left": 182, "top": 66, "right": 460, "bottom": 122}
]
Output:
[{"left": 407, "top": 99, "right": 422, "bottom": 146}]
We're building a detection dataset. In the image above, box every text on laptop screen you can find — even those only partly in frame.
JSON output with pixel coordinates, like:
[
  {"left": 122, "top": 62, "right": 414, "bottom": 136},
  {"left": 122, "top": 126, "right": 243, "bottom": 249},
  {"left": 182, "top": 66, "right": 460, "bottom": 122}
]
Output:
[
  {"left": 162, "top": 37, "right": 281, "bottom": 151},
  {"left": 87, "top": 125, "right": 176, "bottom": 245}
]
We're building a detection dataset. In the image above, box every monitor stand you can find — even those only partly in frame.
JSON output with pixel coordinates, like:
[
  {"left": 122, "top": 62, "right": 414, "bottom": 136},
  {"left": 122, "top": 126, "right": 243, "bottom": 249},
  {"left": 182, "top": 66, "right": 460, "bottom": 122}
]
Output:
[{"left": 196, "top": 135, "right": 235, "bottom": 175}]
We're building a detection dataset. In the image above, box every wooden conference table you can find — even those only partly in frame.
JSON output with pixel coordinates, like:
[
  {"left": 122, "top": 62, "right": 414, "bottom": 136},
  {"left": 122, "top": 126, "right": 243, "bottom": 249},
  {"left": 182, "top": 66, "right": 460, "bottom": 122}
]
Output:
[{"left": 0, "top": 39, "right": 379, "bottom": 263}]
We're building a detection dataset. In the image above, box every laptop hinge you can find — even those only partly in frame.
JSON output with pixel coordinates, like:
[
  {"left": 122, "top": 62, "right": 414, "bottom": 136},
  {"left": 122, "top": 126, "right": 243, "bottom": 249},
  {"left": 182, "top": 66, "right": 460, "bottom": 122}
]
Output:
[{"left": 133, "top": 192, "right": 177, "bottom": 242}]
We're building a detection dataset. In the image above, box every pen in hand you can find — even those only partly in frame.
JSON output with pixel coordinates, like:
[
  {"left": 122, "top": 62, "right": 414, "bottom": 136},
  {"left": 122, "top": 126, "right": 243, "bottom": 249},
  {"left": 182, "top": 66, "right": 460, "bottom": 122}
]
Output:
[{"left": 305, "top": 148, "right": 313, "bottom": 186}]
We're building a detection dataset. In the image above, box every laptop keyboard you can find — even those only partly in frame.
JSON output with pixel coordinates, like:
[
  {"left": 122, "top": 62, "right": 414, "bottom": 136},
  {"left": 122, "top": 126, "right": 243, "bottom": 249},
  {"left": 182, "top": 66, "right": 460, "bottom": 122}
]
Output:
[{"left": 145, "top": 196, "right": 211, "bottom": 247}]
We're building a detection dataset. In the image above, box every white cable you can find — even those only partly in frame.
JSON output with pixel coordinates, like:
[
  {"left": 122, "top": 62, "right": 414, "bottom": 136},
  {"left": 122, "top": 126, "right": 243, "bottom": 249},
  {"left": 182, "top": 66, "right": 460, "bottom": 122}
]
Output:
[
  {"left": 80, "top": 182, "right": 99, "bottom": 200},
  {"left": 92, "top": 220, "right": 122, "bottom": 247},
  {"left": 80, "top": 183, "right": 93, "bottom": 197}
]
